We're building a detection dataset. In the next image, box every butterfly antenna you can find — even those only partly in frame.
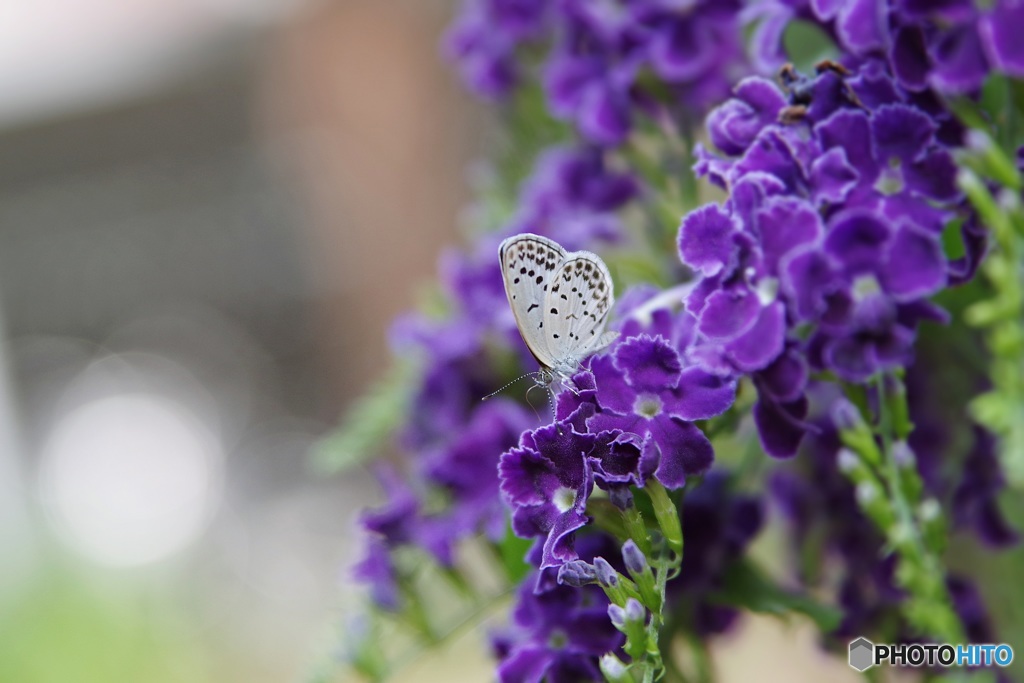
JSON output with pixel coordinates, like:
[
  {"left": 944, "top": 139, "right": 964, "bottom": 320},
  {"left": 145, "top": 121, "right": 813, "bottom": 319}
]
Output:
[
  {"left": 523, "top": 383, "right": 543, "bottom": 421},
  {"left": 526, "top": 383, "right": 557, "bottom": 424},
  {"left": 481, "top": 373, "right": 537, "bottom": 401}
]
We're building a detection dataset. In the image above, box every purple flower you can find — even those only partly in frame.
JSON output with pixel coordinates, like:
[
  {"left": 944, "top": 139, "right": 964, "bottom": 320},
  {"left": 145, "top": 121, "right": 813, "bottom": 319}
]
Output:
[
  {"left": 448, "top": 0, "right": 748, "bottom": 141},
  {"left": 952, "top": 429, "right": 1020, "bottom": 548},
  {"left": 749, "top": 0, "right": 1003, "bottom": 96},
  {"left": 705, "top": 77, "right": 787, "bottom": 157},
  {"left": 980, "top": 0, "right": 1024, "bottom": 78},
  {"left": 361, "top": 467, "right": 421, "bottom": 548},
  {"left": 512, "top": 146, "right": 640, "bottom": 249},
  {"left": 679, "top": 61, "right": 973, "bottom": 454},
  {"left": 444, "top": 2, "right": 521, "bottom": 99},
  {"left": 352, "top": 540, "right": 400, "bottom": 611},
  {"left": 426, "top": 399, "right": 535, "bottom": 543},
  {"left": 544, "top": 49, "right": 636, "bottom": 147},
  {"left": 585, "top": 335, "right": 735, "bottom": 488},
  {"left": 771, "top": 358, "right": 1016, "bottom": 643},
  {"left": 500, "top": 407, "right": 598, "bottom": 568},
  {"left": 669, "top": 470, "right": 764, "bottom": 635},
  {"left": 495, "top": 535, "right": 626, "bottom": 683}
]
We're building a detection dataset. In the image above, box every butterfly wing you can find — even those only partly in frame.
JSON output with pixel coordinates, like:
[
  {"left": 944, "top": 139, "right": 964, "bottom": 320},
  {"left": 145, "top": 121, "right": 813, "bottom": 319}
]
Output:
[
  {"left": 498, "top": 233, "right": 567, "bottom": 369},
  {"left": 543, "top": 250, "right": 616, "bottom": 364}
]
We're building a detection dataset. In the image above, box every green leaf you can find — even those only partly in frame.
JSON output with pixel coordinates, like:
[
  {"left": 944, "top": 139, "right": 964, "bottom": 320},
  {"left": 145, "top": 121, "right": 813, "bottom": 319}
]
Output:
[
  {"left": 311, "top": 361, "right": 417, "bottom": 475},
  {"left": 782, "top": 20, "right": 838, "bottom": 73},
  {"left": 498, "top": 518, "right": 534, "bottom": 585},
  {"left": 709, "top": 559, "right": 843, "bottom": 633}
]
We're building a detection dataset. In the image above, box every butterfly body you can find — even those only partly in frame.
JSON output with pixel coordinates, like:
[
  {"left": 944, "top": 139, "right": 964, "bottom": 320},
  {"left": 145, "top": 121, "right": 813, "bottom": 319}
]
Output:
[{"left": 498, "top": 233, "right": 618, "bottom": 391}]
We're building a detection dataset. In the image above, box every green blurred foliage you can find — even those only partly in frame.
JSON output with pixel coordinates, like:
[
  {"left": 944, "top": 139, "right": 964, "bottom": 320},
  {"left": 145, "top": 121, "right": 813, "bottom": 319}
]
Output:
[{"left": 0, "top": 547, "right": 211, "bottom": 683}]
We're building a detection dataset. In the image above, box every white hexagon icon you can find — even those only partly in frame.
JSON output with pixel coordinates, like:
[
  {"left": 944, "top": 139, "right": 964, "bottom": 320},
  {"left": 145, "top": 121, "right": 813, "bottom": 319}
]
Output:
[{"left": 849, "top": 637, "right": 875, "bottom": 671}]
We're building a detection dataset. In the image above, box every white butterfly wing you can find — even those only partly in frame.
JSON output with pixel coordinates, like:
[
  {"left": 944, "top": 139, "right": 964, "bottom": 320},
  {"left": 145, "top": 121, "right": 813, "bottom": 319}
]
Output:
[
  {"left": 543, "top": 250, "right": 616, "bottom": 364},
  {"left": 498, "top": 233, "right": 567, "bottom": 369}
]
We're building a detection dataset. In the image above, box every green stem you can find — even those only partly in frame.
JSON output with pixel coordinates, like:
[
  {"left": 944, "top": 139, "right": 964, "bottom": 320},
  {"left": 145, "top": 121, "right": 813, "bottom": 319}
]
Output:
[{"left": 872, "top": 375, "right": 965, "bottom": 643}]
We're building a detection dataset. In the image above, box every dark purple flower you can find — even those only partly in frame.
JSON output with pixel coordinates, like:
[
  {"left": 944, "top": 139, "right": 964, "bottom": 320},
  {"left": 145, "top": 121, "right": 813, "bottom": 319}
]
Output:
[
  {"left": 512, "top": 146, "right": 640, "bottom": 248},
  {"left": 753, "top": 348, "right": 812, "bottom": 458},
  {"left": 677, "top": 204, "right": 740, "bottom": 278},
  {"left": 544, "top": 50, "right": 635, "bottom": 146},
  {"left": 361, "top": 467, "right": 421, "bottom": 547},
  {"left": 585, "top": 335, "right": 735, "bottom": 488},
  {"left": 448, "top": 0, "right": 748, "bottom": 140},
  {"left": 444, "top": 2, "right": 520, "bottom": 99},
  {"left": 426, "top": 399, "right": 535, "bottom": 542},
  {"left": 495, "top": 542, "right": 626, "bottom": 683},
  {"left": 927, "top": 23, "right": 988, "bottom": 94},
  {"left": 747, "top": 0, "right": 1024, "bottom": 101},
  {"left": 667, "top": 470, "right": 764, "bottom": 635},
  {"left": 706, "top": 77, "right": 787, "bottom": 156},
  {"left": 952, "top": 429, "right": 1020, "bottom": 548},
  {"left": 500, "top": 406, "right": 598, "bottom": 568},
  {"left": 680, "top": 61, "right": 973, "bottom": 457},
  {"left": 980, "top": 0, "right": 1024, "bottom": 78}
]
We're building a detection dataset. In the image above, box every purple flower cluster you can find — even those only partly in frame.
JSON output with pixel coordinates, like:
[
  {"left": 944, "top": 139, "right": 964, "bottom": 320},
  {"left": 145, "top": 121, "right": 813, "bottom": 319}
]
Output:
[
  {"left": 772, "top": 419, "right": 1004, "bottom": 643},
  {"left": 349, "top": 2, "right": 1022, "bottom": 679},
  {"left": 356, "top": 143, "right": 644, "bottom": 607},
  {"left": 495, "top": 474, "right": 762, "bottom": 682},
  {"left": 669, "top": 470, "right": 764, "bottom": 635},
  {"left": 446, "top": 0, "right": 747, "bottom": 143},
  {"left": 500, "top": 303, "right": 735, "bottom": 570},
  {"left": 772, "top": 357, "right": 1017, "bottom": 642},
  {"left": 751, "top": 0, "right": 1024, "bottom": 95},
  {"left": 355, "top": 399, "right": 531, "bottom": 608},
  {"left": 492, "top": 536, "right": 626, "bottom": 683},
  {"left": 771, "top": 419, "right": 902, "bottom": 637},
  {"left": 509, "top": 146, "right": 640, "bottom": 249},
  {"left": 678, "top": 57, "right": 975, "bottom": 457}
]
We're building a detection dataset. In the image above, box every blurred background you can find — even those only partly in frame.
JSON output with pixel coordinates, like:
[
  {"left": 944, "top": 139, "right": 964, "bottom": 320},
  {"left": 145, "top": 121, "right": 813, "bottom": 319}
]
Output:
[{"left": 0, "top": 0, "right": 486, "bottom": 680}]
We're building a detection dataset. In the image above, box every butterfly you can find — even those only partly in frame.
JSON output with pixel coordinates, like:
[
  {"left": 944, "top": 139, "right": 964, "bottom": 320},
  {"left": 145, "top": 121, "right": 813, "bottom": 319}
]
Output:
[{"left": 498, "top": 233, "right": 619, "bottom": 393}]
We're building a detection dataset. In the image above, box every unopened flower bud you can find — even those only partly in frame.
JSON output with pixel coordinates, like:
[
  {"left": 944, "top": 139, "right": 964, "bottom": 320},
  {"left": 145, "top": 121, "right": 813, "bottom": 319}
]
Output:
[
  {"left": 831, "top": 398, "right": 864, "bottom": 432},
  {"left": 892, "top": 441, "right": 915, "bottom": 468},
  {"left": 608, "top": 604, "right": 626, "bottom": 630},
  {"left": 608, "top": 485, "right": 634, "bottom": 511},
  {"left": 856, "top": 481, "right": 878, "bottom": 505},
  {"left": 837, "top": 448, "right": 860, "bottom": 473},
  {"left": 621, "top": 540, "right": 648, "bottom": 576},
  {"left": 919, "top": 498, "right": 941, "bottom": 523},
  {"left": 593, "top": 557, "right": 619, "bottom": 588},
  {"left": 600, "top": 654, "right": 630, "bottom": 683},
  {"left": 558, "top": 560, "right": 598, "bottom": 587},
  {"left": 624, "top": 597, "right": 646, "bottom": 624},
  {"left": 609, "top": 598, "right": 646, "bottom": 629}
]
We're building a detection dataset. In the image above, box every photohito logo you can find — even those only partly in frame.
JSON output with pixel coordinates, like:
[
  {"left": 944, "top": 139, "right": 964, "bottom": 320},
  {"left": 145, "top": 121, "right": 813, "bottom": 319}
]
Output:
[{"left": 849, "top": 638, "right": 1015, "bottom": 671}]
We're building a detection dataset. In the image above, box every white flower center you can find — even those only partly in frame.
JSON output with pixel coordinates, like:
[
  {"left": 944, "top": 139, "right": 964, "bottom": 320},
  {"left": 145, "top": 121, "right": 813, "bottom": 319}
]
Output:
[
  {"left": 553, "top": 486, "right": 577, "bottom": 513},
  {"left": 755, "top": 276, "right": 779, "bottom": 305},
  {"left": 548, "top": 629, "right": 569, "bottom": 649},
  {"left": 634, "top": 393, "right": 663, "bottom": 418},
  {"left": 875, "top": 160, "right": 904, "bottom": 196},
  {"left": 852, "top": 274, "right": 881, "bottom": 301}
]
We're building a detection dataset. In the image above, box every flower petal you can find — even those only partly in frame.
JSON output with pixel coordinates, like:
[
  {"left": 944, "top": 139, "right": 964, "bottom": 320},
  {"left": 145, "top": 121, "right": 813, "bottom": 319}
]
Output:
[{"left": 678, "top": 203, "right": 740, "bottom": 277}]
